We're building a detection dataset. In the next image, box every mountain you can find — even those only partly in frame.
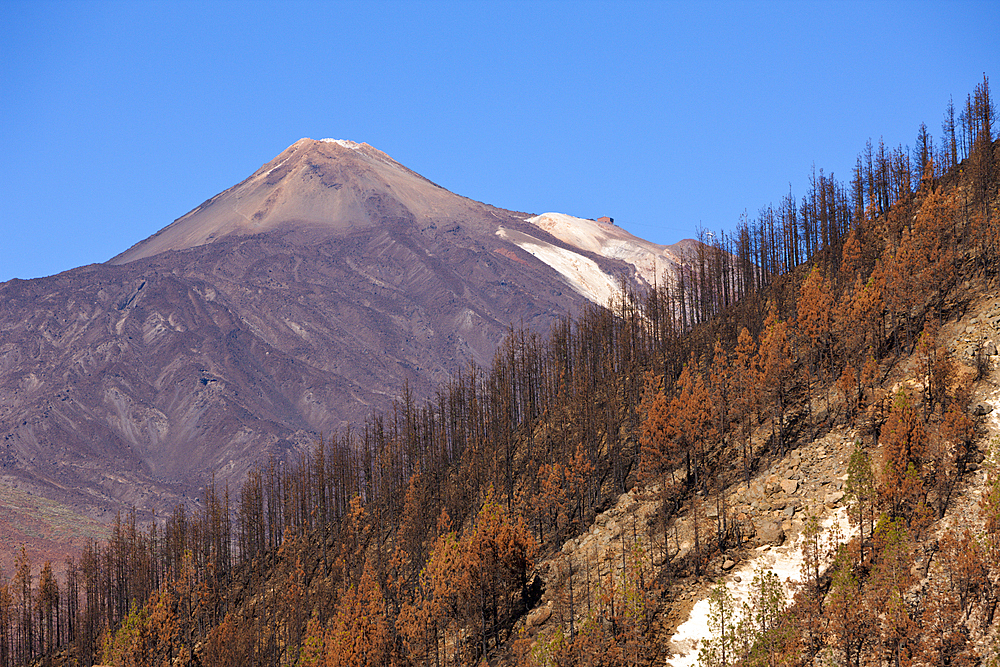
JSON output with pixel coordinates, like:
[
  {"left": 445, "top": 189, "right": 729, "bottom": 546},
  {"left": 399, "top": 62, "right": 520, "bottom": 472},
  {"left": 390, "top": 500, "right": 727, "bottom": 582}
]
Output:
[
  {"left": 0, "top": 138, "right": 688, "bottom": 563},
  {"left": 112, "top": 139, "right": 517, "bottom": 264}
]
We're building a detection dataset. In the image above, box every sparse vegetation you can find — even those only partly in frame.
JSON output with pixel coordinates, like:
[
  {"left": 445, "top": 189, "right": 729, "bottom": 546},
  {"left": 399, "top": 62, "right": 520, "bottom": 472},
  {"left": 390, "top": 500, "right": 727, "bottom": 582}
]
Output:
[{"left": 1, "top": 76, "right": 998, "bottom": 667}]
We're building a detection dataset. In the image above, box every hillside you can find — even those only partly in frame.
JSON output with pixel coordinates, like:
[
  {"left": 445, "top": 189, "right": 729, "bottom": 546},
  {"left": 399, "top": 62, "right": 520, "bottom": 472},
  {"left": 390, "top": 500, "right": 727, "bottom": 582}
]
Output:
[
  {"left": 1, "top": 78, "right": 997, "bottom": 667},
  {"left": 1, "top": 137, "right": 691, "bottom": 576}
]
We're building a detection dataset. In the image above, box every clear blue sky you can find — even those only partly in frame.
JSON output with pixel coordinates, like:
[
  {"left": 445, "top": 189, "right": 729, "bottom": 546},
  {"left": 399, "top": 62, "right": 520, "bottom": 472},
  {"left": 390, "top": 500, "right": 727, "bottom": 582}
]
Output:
[{"left": 2, "top": 0, "right": 997, "bottom": 282}]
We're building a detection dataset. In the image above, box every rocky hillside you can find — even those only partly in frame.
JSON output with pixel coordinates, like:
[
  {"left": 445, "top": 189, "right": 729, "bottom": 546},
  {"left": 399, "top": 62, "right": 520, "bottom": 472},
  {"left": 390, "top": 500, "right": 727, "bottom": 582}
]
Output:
[{"left": 511, "top": 278, "right": 999, "bottom": 667}]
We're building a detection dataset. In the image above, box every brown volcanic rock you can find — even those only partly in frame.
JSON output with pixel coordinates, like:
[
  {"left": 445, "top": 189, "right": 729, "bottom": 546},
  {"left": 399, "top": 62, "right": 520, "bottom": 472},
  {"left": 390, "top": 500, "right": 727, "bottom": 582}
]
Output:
[
  {"left": 111, "top": 138, "right": 513, "bottom": 264},
  {"left": 1, "top": 138, "right": 628, "bottom": 522}
]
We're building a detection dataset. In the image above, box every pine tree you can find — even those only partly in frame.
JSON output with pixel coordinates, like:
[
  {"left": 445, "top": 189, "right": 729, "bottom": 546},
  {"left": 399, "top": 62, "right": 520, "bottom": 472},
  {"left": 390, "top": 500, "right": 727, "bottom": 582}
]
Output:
[
  {"left": 798, "top": 266, "right": 833, "bottom": 392},
  {"left": 826, "top": 545, "right": 871, "bottom": 667},
  {"left": 638, "top": 372, "right": 675, "bottom": 484},
  {"left": 942, "top": 95, "right": 958, "bottom": 170},
  {"left": 37, "top": 561, "right": 58, "bottom": 662},
  {"left": 868, "top": 518, "right": 916, "bottom": 667},
  {"left": 698, "top": 581, "right": 738, "bottom": 667},
  {"left": 845, "top": 441, "right": 876, "bottom": 566},
  {"left": 878, "top": 392, "right": 927, "bottom": 522},
  {"left": 757, "top": 304, "right": 793, "bottom": 458},
  {"left": 734, "top": 327, "right": 758, "bottom": 484},
  {"left": 13, "top": 546, "right": 32, "bottom": 666},
  {"left": 324, "top": 557, "right": 392, "bottom": 667},
  {"left": 914, "top": 581, "right": 977, "bottom": 667},
  {"left": 673, "top": 356, "right": 714, "bottom": 489},
  {"left": 0, "top": 580, "right": 12, "bottom": 667}
]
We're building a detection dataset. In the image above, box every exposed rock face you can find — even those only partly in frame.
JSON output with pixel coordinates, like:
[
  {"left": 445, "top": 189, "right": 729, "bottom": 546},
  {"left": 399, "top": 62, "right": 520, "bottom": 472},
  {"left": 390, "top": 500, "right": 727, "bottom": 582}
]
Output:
[
  {"left": 948, "top": 295, "right": 1000, "bottom": 362},
  {"left": 0, "top": 138, "right": 637, "bottom": 522}
]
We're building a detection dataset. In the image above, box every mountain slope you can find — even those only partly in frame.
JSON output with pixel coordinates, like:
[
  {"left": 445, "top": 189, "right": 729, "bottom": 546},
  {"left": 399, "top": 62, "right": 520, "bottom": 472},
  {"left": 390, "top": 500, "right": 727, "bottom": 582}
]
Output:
[
  {"left": 111, "top": 139, "right": 508, "bottom": 264},
  {"left": 73, "top": 151, "right": 1000, "bottom": 667},
  {"left": 0, "top": 138, "right": 676, "bottom": 549},
  {"left": 523, "top": 212, "right": 697, "bottom": 289}
]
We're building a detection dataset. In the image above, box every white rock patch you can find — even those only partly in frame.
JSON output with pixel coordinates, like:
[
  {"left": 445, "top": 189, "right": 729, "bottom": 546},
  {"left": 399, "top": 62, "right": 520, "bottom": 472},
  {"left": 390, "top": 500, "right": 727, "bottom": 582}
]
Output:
[
  {"left": 496, "top": 227, "right": 620, "bottom": 305},
  {"left": 526, "top": 212, "right": 688, "bottom": 289},
  {"left": 667, "top": 508, "right": 855, "bottom": 667}
]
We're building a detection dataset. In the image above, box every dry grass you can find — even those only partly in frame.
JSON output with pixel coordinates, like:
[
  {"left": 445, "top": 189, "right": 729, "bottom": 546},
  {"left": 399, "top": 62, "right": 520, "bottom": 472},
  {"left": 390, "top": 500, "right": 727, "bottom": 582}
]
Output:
[{"left": 0, "top": 482, "right": 109, "bottom": 577}]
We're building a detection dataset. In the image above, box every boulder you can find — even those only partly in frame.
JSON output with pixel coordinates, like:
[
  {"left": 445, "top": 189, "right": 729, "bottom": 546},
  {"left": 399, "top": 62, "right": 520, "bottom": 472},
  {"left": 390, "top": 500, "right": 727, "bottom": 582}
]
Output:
[
  {"left": 756, "top": 520, "right": 785, "bottom": 546},
  {"left": 526, "top": 603, "right": 553, "bottom": 628},
  {"left": 780, "top": 479, "right": 799, "bottom": 495}
]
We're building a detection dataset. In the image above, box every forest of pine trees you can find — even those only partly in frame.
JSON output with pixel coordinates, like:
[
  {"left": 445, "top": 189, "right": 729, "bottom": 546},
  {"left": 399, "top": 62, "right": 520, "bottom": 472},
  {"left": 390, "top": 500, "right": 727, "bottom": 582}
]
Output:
[{"left": 0, "top": 75, "right": 997, "bottom": 667}]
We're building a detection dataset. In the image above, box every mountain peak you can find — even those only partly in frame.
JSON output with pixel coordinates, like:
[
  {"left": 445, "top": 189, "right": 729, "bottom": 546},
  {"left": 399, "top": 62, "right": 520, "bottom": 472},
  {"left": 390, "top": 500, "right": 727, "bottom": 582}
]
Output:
[
  {"left": 109, "top": 138, "right": 470, "bottom": 265},
  {"left": 318, "top": 138, "right": 362, "bottom": 149}
]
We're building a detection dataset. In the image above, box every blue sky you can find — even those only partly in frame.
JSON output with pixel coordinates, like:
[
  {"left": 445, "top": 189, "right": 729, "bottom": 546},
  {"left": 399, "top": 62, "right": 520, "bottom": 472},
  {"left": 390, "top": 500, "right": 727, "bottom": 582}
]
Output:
[{"left": 2, "top": 0, "right": 997, "bottom": 282}]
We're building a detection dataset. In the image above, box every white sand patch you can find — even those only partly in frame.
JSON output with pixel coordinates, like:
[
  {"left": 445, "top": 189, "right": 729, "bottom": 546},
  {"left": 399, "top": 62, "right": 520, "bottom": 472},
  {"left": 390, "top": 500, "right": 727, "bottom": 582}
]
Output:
[
  {"left": 527, "top": 213, "right": 613, "bottom": 256},
  {"left": 986, "top": 382, "right": 1000, "bottom": 438},
  {"left": 496, "top": 227, "right": 620, "bottom": 305},
  {"left": 265, "top": 156, "right": 290, "bottom": 176},
  {"left": 667, "top": 508, "right": 855, "bottom": 667},
  {"left": 526, "top": 212, "right": 689, "bottom": 288},
  {"left": 284, "top": 319, "right": 308, "bottom": 339},
  {"left": 521, "top": 244, "right": 618, "bottom": 305}
]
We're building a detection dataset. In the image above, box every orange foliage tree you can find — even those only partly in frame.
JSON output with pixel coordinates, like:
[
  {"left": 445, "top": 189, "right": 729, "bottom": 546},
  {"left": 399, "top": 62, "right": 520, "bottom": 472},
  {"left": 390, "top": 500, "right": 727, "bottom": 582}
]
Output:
[
  {"left": 878, "top": 392, "right": 928, "bottom": 523},
  {"left": 757, "top": 304, "right": 794, "bottom": 457},
  {"left": 323, "top": 557, "right": 393, "bottom": 667}
]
